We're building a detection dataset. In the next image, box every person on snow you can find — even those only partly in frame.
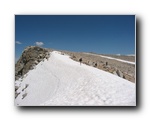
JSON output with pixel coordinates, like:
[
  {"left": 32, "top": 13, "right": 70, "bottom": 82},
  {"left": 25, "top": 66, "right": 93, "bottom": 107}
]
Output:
[{"left": 79, "top": 58, "right": 82, "bottom": 65}]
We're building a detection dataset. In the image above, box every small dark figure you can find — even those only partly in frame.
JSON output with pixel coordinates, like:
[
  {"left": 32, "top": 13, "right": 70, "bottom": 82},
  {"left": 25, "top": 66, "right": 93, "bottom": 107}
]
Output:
[
  {"left": 106, "top": 62, "right": 108, "bottom": 66},
  {"left": 79, "top": 58, "right": 82, "bottom": 65},
  {"left": 95, "top": 63, "right": 97, "bottom": 67}
]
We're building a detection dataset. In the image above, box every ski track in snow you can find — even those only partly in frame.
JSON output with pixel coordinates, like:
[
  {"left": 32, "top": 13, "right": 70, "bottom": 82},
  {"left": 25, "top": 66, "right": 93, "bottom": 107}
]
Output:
[
  {"left": 83, "top": 53, "right": 135, "bottom": 65},
  {"left": 15, "top": 51, "right": 136, "bottom": 106}
]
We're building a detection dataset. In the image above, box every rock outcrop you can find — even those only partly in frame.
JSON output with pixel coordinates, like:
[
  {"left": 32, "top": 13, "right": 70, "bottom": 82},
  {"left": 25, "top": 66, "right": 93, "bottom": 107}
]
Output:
[
  {"left": 61, "top": 50, "right": 135, "bottom": 83},
  {"left": 15, "top": 46, "right": 50, "bottom": 80}
]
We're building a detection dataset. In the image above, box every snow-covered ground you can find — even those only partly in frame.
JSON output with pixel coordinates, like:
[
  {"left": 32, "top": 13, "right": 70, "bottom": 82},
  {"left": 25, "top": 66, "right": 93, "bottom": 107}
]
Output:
[
  {"left": 127, "top": 54, "right": 135, "bottom": 56},
  {"left": 15, "top": 51, "right": 136, "bottom": 106},
  {"left": 84, "top": 53, "right": 135, "bottom": 65},
  {"left": 99, "top": 55, "right": 135, "bottom": 65}
]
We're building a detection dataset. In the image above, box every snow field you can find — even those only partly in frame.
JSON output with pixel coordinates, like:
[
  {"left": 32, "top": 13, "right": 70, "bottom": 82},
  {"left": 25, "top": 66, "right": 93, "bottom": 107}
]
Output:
[
  {"left": 84, "top": 52, "right": 135, "bottom": 65},
  {"left": 15, "top": 51, "right": 135, "bottom": 106}
]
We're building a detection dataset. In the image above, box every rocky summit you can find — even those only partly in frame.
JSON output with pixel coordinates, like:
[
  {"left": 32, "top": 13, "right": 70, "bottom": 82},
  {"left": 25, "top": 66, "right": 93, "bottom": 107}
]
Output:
[{"left": 15, "top": 46, "right": 50, "bottom": 80}]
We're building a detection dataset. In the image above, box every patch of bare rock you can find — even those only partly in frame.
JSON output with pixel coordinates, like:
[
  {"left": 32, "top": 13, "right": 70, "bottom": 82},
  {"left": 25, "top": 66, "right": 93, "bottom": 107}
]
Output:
[{"left": 15, "top": 46, "right": 51, "bottom": 80}]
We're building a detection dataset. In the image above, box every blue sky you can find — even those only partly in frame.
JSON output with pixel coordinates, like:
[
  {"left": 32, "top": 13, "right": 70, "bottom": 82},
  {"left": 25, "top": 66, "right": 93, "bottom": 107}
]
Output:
[{"left": 15, "top": 15, "right": 135, "bottom": 60}]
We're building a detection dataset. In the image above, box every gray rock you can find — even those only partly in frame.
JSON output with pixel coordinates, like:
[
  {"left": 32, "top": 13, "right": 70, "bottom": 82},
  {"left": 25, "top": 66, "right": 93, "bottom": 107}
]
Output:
[
  {"left": 15, "top": 92, "right": 20, "bottom": 99},
  {"left": 15, "top": 86, "right": 19, "bottom": 91},
  {"left": 113, "top": 71, "right": 118, "bottom": 76},
  {"left": 22, "top": 93, "right": 27, "bottom": 99},
  {"left": 116, "top": 69, "right": 123, "bottom": 78},
  {"left": 15, "top": 76, "right": 19, "bottom": 80},
  {"left": 34, "top": 60, "right": 38, "bottom": 65}
]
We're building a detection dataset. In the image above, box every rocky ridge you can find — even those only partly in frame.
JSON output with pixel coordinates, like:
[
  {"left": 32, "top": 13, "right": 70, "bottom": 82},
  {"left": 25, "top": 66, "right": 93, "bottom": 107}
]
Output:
[
  {"left": 15, "top": 46, "right": 51, "bottom": 81},
  {"left": 15, "top": 46, "right": 135, "bottom": 83}
]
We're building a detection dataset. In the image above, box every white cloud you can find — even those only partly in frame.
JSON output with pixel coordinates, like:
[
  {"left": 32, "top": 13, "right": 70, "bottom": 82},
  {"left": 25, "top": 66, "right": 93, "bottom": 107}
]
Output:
[
  {"left": 35, "top": 42, "right": 44, "bottom": 46},
  {"left": 16, "top": 41, "right": 22, "bottom": 44}
]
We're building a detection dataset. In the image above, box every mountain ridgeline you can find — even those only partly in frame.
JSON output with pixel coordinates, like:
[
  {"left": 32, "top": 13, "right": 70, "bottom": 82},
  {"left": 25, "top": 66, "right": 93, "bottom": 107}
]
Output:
[
  {"left": 15, "top": 46, "right": 51, "bottom": 80},
  {"left": 15, "top": 46, "right": 135, "bottom": 82}
]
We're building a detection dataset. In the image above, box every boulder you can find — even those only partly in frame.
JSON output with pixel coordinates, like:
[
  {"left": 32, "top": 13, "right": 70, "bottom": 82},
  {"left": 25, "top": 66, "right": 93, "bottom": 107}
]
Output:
[
  {"left": 22, "top": 93, "right": 27, "bottom": 99},
  {"left": 15, "top": 86, "right": 19, "bottom": 91},
  {"left": 116, "top": 69, "right": 123, "bottom": 78},
  {"left": 113, "top": 71, "right": 118, "bottom": 76},
  {"left": 34, "top": 60, "right": 38, "bottom": 65}
]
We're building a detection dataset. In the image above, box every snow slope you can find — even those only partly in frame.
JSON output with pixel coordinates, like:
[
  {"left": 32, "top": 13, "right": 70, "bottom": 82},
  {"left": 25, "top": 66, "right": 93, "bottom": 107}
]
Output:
[
  {"left": 15, "top": 51, "right": 136, "bottom": 106},
  {"left": 84, "top": 53, "right": 135, "bottom": 65},
  {"left": 100, "top": 55, "right": 135, "bottom": 65}
]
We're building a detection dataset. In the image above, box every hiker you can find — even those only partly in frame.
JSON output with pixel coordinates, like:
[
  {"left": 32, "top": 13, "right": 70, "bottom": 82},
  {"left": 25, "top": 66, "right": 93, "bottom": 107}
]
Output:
[
  {"left": 79, "top": 58, "right": 82, "bottom": 65},
  {"left": 95, "top": 63, "right": 97, "bottom": 67}
]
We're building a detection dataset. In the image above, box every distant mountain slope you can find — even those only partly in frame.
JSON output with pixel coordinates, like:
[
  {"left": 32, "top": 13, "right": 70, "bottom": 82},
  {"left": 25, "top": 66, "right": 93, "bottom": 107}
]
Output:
[
  {"left": 84, "top": 53, "right": 135, "bottom": 65},
  {"left": 61, "top": 50, "right": 135, "bottom": 82},
  {"left": 85, "top": 52, "right": 135, "bottom": 62},
  {"left": 15, "top": 51, "right": 135, "bottom": 106}
]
